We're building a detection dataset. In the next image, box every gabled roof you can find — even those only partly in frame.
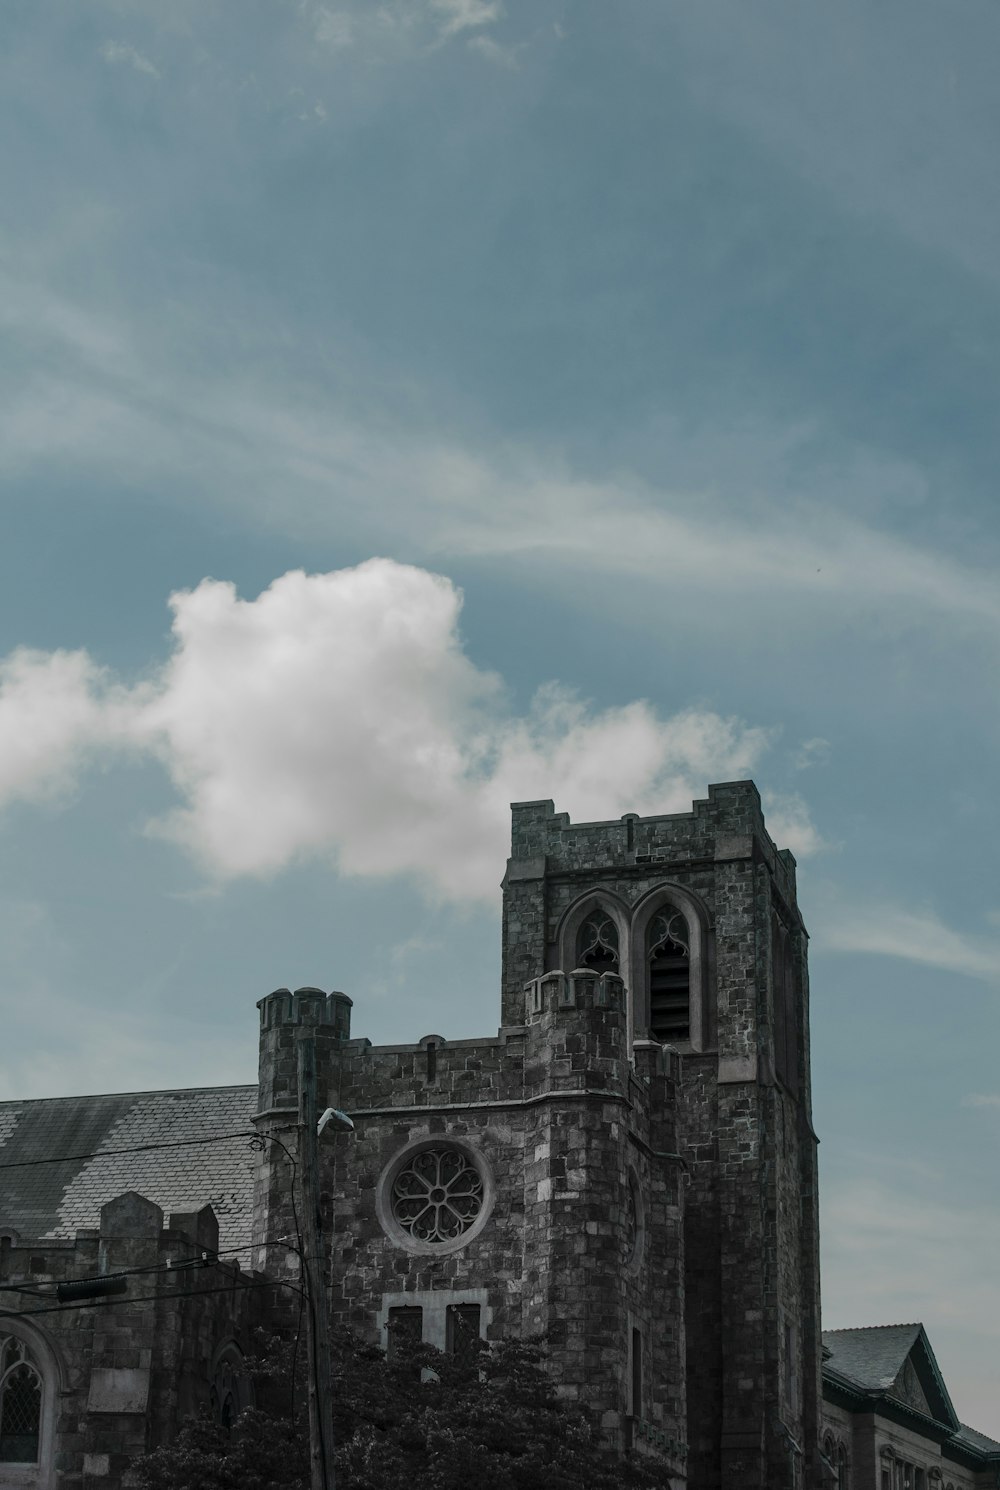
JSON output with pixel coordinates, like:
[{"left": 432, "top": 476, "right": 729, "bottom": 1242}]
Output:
[
  {"left": 0, "top": 1086, "right": 258, "bottom": 1262},
  {"left": 823, "top": 1324, "right": 959, "bottom": 1431},
  {"left": 823, "top": 1326, "right": 1000, "bottom": 1464},
  {"left": 824, "top": 1324, "right": 923, "bottom": 1393}
]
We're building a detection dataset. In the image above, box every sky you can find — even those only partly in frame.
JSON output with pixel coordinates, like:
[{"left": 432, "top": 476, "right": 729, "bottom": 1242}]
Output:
[{"left": 2, "top": 0, "right": 1000, "bottom": 1436}]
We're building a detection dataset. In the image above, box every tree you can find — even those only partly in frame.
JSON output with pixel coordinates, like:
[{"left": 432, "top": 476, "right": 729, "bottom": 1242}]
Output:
[{"left": 130, "top": 1330, "right": 668, "bottom": 1490}]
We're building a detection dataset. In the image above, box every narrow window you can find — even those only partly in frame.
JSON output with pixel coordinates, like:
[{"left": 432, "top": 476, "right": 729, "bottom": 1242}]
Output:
[
  {"left": 577, "top": 911, "right": 619, "bottom": 973},
  {"left": 881, "top": 1473, "right": 890, "bottom": 1490},
  {"left": 446, "top": 1304, "right": 481, "bottom": 1367},
  {"left": 772, "top": 918, "right": 800, "bottom": 1095},
  {"left": 784, "top": 1322, "right": 797, "bottom": 1412},
  {"left": 0, "top": 1339, "right": 42, "bottom": 1465},
  {"left": 647, "top": 910, "right": 690, "bottom": 1042},
  {"left": 630, "top": 1328, "right": 643, "bottom": 1419},
  {"left": 838, "top": 1443, "right": 850, "bottom": 1490},
  {"left": 387, "top": 1306, "right": 423, "bottom": 1368},
  {"left": 425, "top": 1041, "right": 437, "bottom": 1083}
]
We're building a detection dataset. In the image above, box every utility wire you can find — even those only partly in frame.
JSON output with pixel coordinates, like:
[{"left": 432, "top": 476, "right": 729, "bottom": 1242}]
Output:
[
  {"left": 0, "top": 1128, "right": 269, "bottom": 1170},
  {"left": 0, "top": 1275, "right": 305, "bottom": 1322},
  {"left": 0, "top": 1237, "right": 303, "bottom": 1293}
]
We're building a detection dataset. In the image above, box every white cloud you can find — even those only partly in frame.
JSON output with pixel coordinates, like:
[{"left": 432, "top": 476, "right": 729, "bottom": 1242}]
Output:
[
  {"left": 0, "top": 648, "right": 139, "bottom": 806},
  {"left": 0, "top": 560, "right": 808, "bottom": 902},
  {"left": 963, "top": 1093, "right": 1000, "bottom": 1109},
  {"left": 812, "top": 895, "right": 1000, "bottom": 984},
  {"left": 100, "top": 40, "right": 160, "bottom": 78},
  {"left": 761, "top": 789, "right": 825, "bottom": 859}
]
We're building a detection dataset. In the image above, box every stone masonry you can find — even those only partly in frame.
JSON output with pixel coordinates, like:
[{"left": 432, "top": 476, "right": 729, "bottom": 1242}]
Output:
[{"left": 253, "top": 779, "right": 823, "bottom": 1490}]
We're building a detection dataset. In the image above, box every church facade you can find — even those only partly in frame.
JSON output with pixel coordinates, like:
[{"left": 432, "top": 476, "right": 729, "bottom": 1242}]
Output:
[
  {"left": 2, "top": 781, "right": 998, "bottom": 1488},
  {"left": 254, "top": 780, "right": 821, "bottom": 1489}
]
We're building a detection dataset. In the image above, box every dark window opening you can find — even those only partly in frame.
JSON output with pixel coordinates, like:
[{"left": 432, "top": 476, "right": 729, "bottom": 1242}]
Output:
[
  {"left": 446, "top": 1304, "right": 482, "bottom": 1367},
  {"left": 648, "top": 910, "right": 689, "bottom": 1042},
  {"left": 425, "top": 1042, "right": 436, "bottom": 1082},
  {"left": 772, "top": 918, "right": 800, "bottom": 1095},
  {"left": 387, "top": 1307, "right": 423, "bottom": 1373},
  {"left": 577, "top": 911, "right": 619, "bottom": 974},
  {"left": 0, "top": 1361, "right": 41, "bottom": 1464},
  {"left": 630, "top": 1329, "right": 643, "bottom": 1419}
]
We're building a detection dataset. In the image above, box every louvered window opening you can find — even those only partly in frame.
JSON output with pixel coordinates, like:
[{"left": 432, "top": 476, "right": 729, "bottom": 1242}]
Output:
[
  {"left": 446, "top": 1304, "right": 482, "bottom": 1367},
  {"left": 0, "top": 1342, "right": 41, "bottom": 1465},
  {"left": 387, "top": 1306, "right": 423, "bottom": 1377},
  {"left": 648, "top": 911, "right": 690, "bottom": 1042},
  {"left": 577, "top": 911, "right": 619, "bottom": 974}
]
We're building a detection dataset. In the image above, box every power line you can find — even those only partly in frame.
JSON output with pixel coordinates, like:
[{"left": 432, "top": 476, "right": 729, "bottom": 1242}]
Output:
[
  {"left": 0, "top": 1275, "right": 305, "bottom": 1322},
  {"left": 0, "top": 1127, "right": 266, "bottom": 1170},
  {"left": 0, "top": 1236, "right": 303, "bottom": 1294}
]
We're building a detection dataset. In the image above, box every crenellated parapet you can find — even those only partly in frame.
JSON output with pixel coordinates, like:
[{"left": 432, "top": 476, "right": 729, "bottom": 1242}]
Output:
[
  {"left": 523, "top": 968, "right": 625, "bottom": 1019},
  {"left": 255, "top": 985, "right": 353, "bottom": 1119},
  {"left": 257, "top": 985, "right": 353, "bottom": 1037}
]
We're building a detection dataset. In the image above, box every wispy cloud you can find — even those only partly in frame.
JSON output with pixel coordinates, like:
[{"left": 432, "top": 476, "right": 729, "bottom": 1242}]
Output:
[
  {"left": 791, "top": 737, "right": 831, "bottom": 772},
  {"left": 812, "top": 895, "right": 1000, "bottom": 984},
  {"left": 100, "top": 40, "right": 160, "bottom": 78},
  {"left": 467, "top": 34, "right": 522, "bottom": 69},
  {"left": 3, "top": 272, "right": 1000, "bottom": 650},
  {"left": 430, "top": 0, "right": 503, "bottom": 38},
  {"left": 310, "top": 8, "right": 354, "bottom": 52},
  {"left": 822, "top": 1161, "right": 1000, "bottom": 1433}
]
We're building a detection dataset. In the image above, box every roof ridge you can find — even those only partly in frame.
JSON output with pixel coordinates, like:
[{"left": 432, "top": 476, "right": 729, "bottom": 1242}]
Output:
[
  {"left": 823, "top": 1323, "right": 922, "bottom": 1334},
  {"left": 0, "top": 1082, "right": 257, "bottom": 1104}
]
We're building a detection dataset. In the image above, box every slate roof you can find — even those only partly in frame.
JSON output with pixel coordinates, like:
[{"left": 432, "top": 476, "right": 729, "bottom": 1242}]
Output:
[
  {"left": 823, "top": 1326, "right": 1000, "bottom": 1461},
  {"left": 0, "top": 1086, "right": 258, "bottom": 1263},
  {"left": 823, "top": 1324, "right": 923, "bottom": 1391},
  {"left": 952, "top": 1423, "right": 1000, "bottom": 1455}
]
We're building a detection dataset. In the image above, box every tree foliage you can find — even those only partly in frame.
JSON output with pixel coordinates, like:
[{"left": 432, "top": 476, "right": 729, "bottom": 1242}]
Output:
[{"left": 130, "top": 1329, "right": 667, "bottom": 1490}]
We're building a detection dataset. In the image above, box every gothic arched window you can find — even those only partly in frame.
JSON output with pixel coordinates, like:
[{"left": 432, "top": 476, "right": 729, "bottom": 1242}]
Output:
[
  {"left": 771, "top": 916, "right": 799, "bottom": 1095},
  {"left": 0, "top": 1335, "right": 42, "bottom": 1465},
  {"left": 209, "top": 1344, "right": 251, "bottom": 1436},
  {"left": 837, "top": 1441, "right": 850, "bottom": 1490},
  {"left": 576, "top": 911, "right": 620, "bottom": 974},
  {"left": 647, "top": 909, "right": 690, "bottom": 1042}
]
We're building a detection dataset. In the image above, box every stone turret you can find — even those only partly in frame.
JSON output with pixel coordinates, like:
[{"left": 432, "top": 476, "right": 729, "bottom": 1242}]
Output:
[{"left": 252, "top": 985, "right": 353, "bottom": 1276}]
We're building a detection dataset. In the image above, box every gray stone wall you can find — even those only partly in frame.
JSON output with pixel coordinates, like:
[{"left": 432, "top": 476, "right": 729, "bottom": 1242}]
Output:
[
  {"left": 0, "top": 1194, "right": 256, "bottom": 1490},
  {"left": 252, "top": 780, "right": 821, "bottom": 1490}
]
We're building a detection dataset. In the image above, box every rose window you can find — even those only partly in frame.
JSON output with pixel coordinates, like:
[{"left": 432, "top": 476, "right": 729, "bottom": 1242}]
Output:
[{"left": 391, "top": 1147, "right": 484, "bottom": 1244}]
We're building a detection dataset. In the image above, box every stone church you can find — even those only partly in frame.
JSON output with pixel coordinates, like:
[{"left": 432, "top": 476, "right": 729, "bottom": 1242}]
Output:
[{"left": 1, "top": 782, "right": 998, "bottom": 1489}]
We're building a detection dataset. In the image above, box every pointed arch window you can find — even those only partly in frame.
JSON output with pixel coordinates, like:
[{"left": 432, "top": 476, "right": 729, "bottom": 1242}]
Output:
[
  {"left": 771, "top": 915, "right": 799, "bottom": 1095},
  {"left": 647, "top": 909, "right": 690, "bottom": 1042},
  {"left": 576, "top": 911, "right": 620, "bottom": 974},
  {"left": 0, "top": 1336, "right": 42, "bottom": 1465}
]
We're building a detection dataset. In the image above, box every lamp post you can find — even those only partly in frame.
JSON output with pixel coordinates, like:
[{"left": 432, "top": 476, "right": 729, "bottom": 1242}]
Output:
[{"left": 296, "top": 1030, "right": 353, "bottom": 1490}]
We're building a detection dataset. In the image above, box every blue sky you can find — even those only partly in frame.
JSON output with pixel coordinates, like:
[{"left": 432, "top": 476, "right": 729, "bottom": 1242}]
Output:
[{"left": 3, "top": 0, "right": 1000, "bottom": 1433}]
